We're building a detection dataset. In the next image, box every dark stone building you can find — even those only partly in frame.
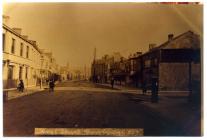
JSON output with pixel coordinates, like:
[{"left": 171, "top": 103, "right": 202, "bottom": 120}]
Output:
[
  {"left": 140, "top": 31, "right": 200, "bottom": 91},
  {"left": 91, "top": 30, "right": 200, "bottom": 92}
]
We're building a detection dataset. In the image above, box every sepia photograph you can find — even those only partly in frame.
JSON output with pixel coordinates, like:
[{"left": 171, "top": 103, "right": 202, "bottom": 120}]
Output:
[{"left": 2, "top": 1, "right": 203, "bottom": 137}]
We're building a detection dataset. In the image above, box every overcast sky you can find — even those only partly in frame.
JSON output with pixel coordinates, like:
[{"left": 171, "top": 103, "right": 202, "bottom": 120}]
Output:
[{"left": 3, "top": 3, "right": 203, "bottom": 68}]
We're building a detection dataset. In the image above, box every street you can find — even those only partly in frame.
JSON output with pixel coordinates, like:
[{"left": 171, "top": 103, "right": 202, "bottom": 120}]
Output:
[{"left": 3, "top": 80, "right": 197, "bottom": 136}]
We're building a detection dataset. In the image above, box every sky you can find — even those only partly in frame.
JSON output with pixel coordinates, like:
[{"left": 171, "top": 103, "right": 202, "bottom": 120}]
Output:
[{"left": 2, "top": 3, "right": 203, "bottom": 69}]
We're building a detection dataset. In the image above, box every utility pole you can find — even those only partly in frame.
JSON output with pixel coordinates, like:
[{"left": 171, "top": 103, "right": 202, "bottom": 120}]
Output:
[
  {"left": 188, "top": 61, "right": 192, "bottom": 102},
  {"left": 84, "top": 64, "right": 86, "bottom": 80},
  {"left": 93, "top": 47, "right": 96, "bottom": 82},
  {"left": 40, "top": 57, "right": 44, "bottom": 89}
]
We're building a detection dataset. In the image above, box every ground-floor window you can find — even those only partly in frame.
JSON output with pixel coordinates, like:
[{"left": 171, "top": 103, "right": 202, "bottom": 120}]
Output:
[{"left": 8, "top": 65, "right": 14, "bottom": 79}]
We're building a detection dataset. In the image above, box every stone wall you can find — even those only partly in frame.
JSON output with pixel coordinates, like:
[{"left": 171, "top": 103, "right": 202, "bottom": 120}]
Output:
[{"left": 159, "top": 63, "right": 200, "bottom": 91}]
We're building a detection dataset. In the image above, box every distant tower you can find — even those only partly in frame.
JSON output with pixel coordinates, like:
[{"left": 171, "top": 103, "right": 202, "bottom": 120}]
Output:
[
  {"left": 92, "top": 47, "right": 96, "bottom": 81},
  {"left": 66, "top": 62, "right": 69, "bottom": 69},
  {"left": 93, "top": 47, "right": 96, "bottom": 63},
  {"left": 84, "top": 64, "right": 86, "bottom": 80}
]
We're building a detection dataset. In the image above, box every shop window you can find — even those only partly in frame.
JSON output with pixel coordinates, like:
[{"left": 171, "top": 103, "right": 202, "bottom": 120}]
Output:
[{"left": 8, "top": 65, "right": 14, "bottom": 79}]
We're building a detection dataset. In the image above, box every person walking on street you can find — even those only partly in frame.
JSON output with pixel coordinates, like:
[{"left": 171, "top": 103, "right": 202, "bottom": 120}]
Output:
[
  {"left": 142, "top": 81, "right": 147, "bottom": 95},
  {"left": 151, "top": 77, "right": 158, "bottom": 103},
  {"left": 49, "top": 80, "right": 55, "bottom": 93},
  {"left": 17, "top": 79, "right": 24, "bottom": 93},
  {"left": 111, "top": 77, "right": 114, "bottom": 89}
]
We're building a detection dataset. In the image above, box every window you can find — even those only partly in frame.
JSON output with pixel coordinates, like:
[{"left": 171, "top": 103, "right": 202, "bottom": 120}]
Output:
[
  {"left": 19, "top": 66, "right": 23, "bottom": 79},
  {"left": 26, "top": 46, "right": 29, "bottom": 58},
  {"left": 25, "top": 67, "right": 28, "bottom": 79},
  {"left": 20, "top": 43, "right": 23, "bottom": 56},
  {"left": 144, "top": 60, "right": 151, "bottom": 68},
  {"left": 8, "top": 65, "right": 14, "bottom": 79},
  {"left": 11, "top": 38, "right": 15, "bottom": 54},
  {"left": 3, "top": 34, "right": 5, "bottom": 51}
]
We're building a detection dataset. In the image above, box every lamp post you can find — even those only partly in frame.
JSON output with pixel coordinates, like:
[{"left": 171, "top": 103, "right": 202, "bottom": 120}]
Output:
[{"left": 40, "top": 57, "right": 43, "bottom": 89}]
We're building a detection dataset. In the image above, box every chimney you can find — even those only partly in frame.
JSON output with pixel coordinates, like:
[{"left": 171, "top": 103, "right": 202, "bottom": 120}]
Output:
[
  {"left": 22, "top": 35, "right": 28, "bottom": 40},
  {"left": 136, "top": 51, "right": 142, "bottom": 56},
  {"left": 149, "top": 44, "right": 156, "bottom": 51},
  {"left": 128, "top": 54, "right": 132, "bottom": 59},
  {"left": 3, "top": 15, "right": 10, "bottom": 25},
  {"left": 168, "top": 34, "right": 174, "bottom": 41},
  {"left": 12, "top": 28, "right": 22, "bottom": 35},
  {"left": 29, "top": 40, "right": 37, "bottom": 45}
]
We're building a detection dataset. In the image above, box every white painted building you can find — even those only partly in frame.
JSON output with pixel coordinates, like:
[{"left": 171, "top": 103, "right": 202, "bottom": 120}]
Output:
[
  {"left": 39, "top": 49, "right": 61, "bottom": 83},
  {"left": 3, "top": 20, "right": 41, "bottom": 89},
  {"left": 59, "top": 63, "right": 70, "bottom": 81}
]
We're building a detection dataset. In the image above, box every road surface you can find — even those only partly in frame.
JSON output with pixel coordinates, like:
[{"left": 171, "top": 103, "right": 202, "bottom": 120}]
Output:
[{"left": 4, "top": 80, "right": 187, "bottom": 136}]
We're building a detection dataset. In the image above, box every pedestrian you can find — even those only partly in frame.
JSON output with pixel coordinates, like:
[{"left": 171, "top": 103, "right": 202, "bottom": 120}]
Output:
[
  {"left": 17, "top": 79, "right": 24, "bottom": 93},
  {"left": 142, "top": 81, "right": 147, "bottom": 95},
  {"left": 49, "top": 80, "right": 55, "bottom": 93},
  {"left": 111, "top": 77, "right": 114, "bottom": 89},
  {"left": 151, "top": 77, "right": 158, "bottom": 103}
]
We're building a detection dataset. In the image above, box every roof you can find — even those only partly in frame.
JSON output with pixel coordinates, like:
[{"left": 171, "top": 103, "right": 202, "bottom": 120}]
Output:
[
  {"left": 3, "top": 24, "right": 41, "bottom": 53},
  {"left": 141, "top": 30, "right": 200, "bottom": 57}
]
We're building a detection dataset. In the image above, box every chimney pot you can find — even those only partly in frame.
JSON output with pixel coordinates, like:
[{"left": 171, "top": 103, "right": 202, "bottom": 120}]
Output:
[
  {"left": 168, "top": 34, "right": 174, "bottom": 41},
  {"left": 12, "top": 28, "right": 22, "bottom": 35},
  {"left": 22, "top": 35, "right": 28, "bottom": 40},
  {"left": 3, "top": 15, "right": 10, "bottom": 25},
  {"left": 149, "top": 44, "right": 156, "bottom": 51}
]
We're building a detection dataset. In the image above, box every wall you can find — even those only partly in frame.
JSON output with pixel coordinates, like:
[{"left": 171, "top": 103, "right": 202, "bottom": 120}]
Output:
[
  {"left": 159, "top": 62, "right": 200, "bottom": 91},
  {"left": 3, "top": 27, "right": 41, "bottom": 89}
]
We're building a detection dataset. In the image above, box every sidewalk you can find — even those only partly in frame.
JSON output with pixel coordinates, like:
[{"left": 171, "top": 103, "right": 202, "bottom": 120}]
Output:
[
  {"left": 4, "top": 80, "right": 64, "bottom": 101},
  {"left": 95, "top": 83, "right": 143, "bottom": 94},
  {"left": 96, "top": 83, "right": 189, "bottom": 96},
  {"left": 4, "top": 86, "right": 47, "bottom": 101}
]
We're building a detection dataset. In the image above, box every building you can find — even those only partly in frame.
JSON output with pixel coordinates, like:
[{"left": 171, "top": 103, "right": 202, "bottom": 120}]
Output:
[
  {"left": 91, "top": 30, "right": 200, "bottom": 92},
  {"left": 59, "top": 63, "right": 70, "bottom": 81},
  {"left": 141, "top": 31, "right": 200, "bottom": 91},
  {"left": 3, "top": 18, "right": 41, "bottom": 89},
  {"left": 125, "top": 52, "right": 143, "bottom": 87},
  {"left": 110, "top": 57, "right": 127, "bottom": 85},
  {"left": 91, "top": 52, "right": 124, "bottom": 83},
  {"left": 41, "top": 51, "right": 60, "bottom": 81}
]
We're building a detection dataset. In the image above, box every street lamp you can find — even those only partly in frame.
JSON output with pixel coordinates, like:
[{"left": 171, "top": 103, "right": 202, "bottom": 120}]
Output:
[{"left": 40, "top": 57, "right": 44, "bottom": 89}]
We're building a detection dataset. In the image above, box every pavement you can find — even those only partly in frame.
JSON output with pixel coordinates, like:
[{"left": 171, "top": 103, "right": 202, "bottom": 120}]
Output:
[
  {"left": 4, "top": 85, "right": 47, "bottom": 101},
  {"left": 96, "top": 82, "right": 190, "bottom": 96},
  {"left": 3, "top": 81, "right": 64, "bottom": 101}
]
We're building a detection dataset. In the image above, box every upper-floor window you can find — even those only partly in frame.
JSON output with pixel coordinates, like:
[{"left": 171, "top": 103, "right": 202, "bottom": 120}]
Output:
[
  {"left": 151, "top": 58, "right": 158, "bottom": 66},
  {"left": 20, "top": 43, "right": 24, "bottom": 56},
  {"left": 26, "top": 46, "right": 29, "bottom": 58},
  {"left": 144, "top": 60, "right": 151, "bottom": 68},
  {"left": 3, "top": 34, "right": 5, "bottom": 51},
  {"left": 11, "top": 38, "right": 15, "bottom": 54},
  {"left": 25, "top": 67, "right": 28, "bottom": 79}
]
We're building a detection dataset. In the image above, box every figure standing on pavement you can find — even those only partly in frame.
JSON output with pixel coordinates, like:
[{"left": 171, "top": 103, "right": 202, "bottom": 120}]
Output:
[
  {"left": 151, "top": 77, "right": 158, "bottom": 103},
  {"left": 111, "top": 77, "right": 114, "bottom": 89},
  {"left": 49, "top": 79, "right": 55, "bottom": 93},
  {"left": 142, "top": 81, "right": 147, "bottom": 95},
  {"left": 17, "top": 79, "right": 24, "bottom": 93}
]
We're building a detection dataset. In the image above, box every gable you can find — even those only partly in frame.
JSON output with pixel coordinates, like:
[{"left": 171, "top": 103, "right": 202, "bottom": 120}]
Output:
[{"left": 164, "top": 31, "right": 200, "bottom": 49}]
